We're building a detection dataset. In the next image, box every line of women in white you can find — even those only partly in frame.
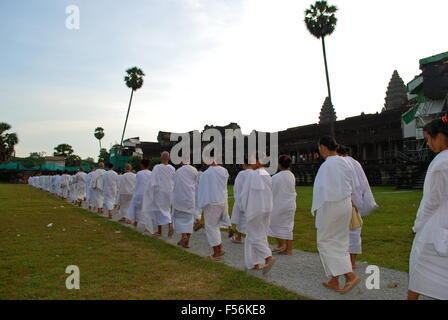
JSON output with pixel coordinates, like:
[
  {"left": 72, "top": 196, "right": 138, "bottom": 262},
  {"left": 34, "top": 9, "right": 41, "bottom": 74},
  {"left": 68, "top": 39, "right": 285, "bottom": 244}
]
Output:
[{"left": 28, "top": 117, "right": 448, "bottom": 299}]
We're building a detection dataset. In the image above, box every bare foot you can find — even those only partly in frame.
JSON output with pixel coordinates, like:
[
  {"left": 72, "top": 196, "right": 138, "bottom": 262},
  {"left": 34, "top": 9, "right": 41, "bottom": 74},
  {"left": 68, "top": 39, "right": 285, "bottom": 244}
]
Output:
[
  {"left": 323, "top": 277, "right": 342, "bottom": 292},
  {"left": 339, "top": 274, "right": 361, "bottom": 294},
  {"left": 263, "top": 257, "right": 275, "bottom": 275},
  {"left": 272, "top": 247, "right": 287, "bottom": 253},
  {"left": 278, "top": 249, "right": 293, "bottom": 255}
]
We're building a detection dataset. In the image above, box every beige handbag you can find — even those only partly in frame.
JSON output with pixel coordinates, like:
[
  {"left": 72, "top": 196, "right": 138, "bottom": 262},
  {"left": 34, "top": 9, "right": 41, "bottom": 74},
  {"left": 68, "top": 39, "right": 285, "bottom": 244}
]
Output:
[{"left": 350, "top": 206, "right": 363, "bottom": 230}]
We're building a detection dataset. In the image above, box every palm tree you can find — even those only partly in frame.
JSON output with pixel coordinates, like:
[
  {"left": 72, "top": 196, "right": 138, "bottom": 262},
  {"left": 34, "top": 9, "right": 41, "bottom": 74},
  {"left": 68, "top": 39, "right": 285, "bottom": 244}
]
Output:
[
  {"left": 0, "top": 122, "right": 18, "bottom": 163},
  {"left": 304, "top": 0, "right": 338, "bottom": 136},
  {"left": 120, "top": 67, "right": 145, "bottom": 152},
  {"left": 94, "top": 127, "right": 105, "bottom": 149},
  {"left": 53, "top": 144, "right": 74, "bottom": 157}
]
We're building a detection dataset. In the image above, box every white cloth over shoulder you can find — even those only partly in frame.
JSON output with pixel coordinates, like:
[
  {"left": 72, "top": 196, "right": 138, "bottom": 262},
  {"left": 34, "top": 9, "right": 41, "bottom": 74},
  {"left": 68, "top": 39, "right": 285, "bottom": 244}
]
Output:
[
  {"left": 127, "top": 169, "right": 152, "bottom": 228},
  {"left": 409, "top": 149, "right": 448, "bottom": 300},
  {"left": 172, "top": 165, "right": 198, "bottom": 215},
  {"left": 142, "top": 164, "right": 175, "bottom": 226},
  {"left": 103, "top": 170, "right": 118, "bottom": 211},
  {"left": 240, "top": 168, "right": 273, "bottom": 222},
  {"left": 198, "top": 165, "right": 231, "bottom": 227},
  {"left": 119, "top": 172, "right": 136, "bottom": 195},
  {"left": 117, "top": 173, "right": 135, "bottom": 218},
  {"left": 268, "top": 170, "right": 297, "bottom": 240},
  {"left": 311, "top": 156, "right": 354, "bottom": 214},
  {"left": 240, "top": 168, "right": 273, "bottom": 269},
  {"left": 90, "top": 169, "right": 105, "bottom": 208},
  {"left": 312, "top": 155, "right": 354, "bottom": 277},
  {"left": 90, "top": 169, "right": 105, "bottom": 191},
  {"left": 198, "top": 166, "right": 229, "bottom": 208},
  {"left": 345, "top": 156, "right": 378, "bottom": 216}
]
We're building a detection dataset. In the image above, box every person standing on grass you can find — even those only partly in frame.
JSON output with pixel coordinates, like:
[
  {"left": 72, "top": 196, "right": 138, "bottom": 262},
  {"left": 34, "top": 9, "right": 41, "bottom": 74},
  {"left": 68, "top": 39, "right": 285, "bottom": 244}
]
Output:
[
  {"left": 172, "top": 160, "right": 199, "bottom": 248},
  {"left": 91, "top": 162, "right": 106, "bottom": 214},
  {"left": 198, "top": 158, "right": 231, "bottom": 260},
  {"left": 408, "top": 117, "right": 448, "bottom": 300},
  {"left": 239, "top": 153, "right": 275, "bottom": 274},
  {"left": 117, "top": 164, "right": 136, "bottom": 223},
  {"left": 103, "top": 163, "right": 119, "bottom": 219},
  {"left": 268, "top": 155, "right": 297, "bottom": 255},
  {"left": 337, "top": 145, "right": 378, "bottom": 270},
  {"left": 311, "top": 136, "right": 360, "bottom": 294},
  {"left": 229, "top": 160, "right": 253, "bottom": 244},
  {"left": 127, "top": 159, "right": 153, "bottom": 232},
  {"left": 142, "top": 151, "right": 175, "bottom": 237}
]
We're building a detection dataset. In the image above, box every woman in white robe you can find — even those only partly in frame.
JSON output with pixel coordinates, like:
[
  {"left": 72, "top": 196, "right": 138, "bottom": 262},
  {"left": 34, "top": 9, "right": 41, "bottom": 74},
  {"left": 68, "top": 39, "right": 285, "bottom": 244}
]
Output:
[
  {"left": 239, "top": 157, "right": 275, "bottom": 274},
  {"left": 60, "top": 172, "right": 71, "bottom": 200},
  {"left": 198, "top": 162, "right": 230, "bottom": 259},
  {"left": 311, "top": 136, "right": 360, "bottom": 294},
  {"left": 408, "top": 118, "right": 448, "bottom": 300},
  {"left": 90, "top": 164, "right": 106, "bottom": 214},
  {"left": 117, "top": 164, "right": 136, "bottom": 222},
  {"left": 127, "top": 160, "right": 152, "bottom": 232},
  {"left": 172, "top": 162, "right": 198, "bottom": 248},
  {"left": 142, "top": 152, "right": 176, "bottom": 237},
  {"left": 102, "top": 164, "right": 119, "bottom": 218},
  {"left": 75, "top": 169, "right": 87, "bottom": 206},
  {"left": 337, "top": 145, "right": 378, "bottom": 269},
  {"left": 268, "top": 155, "right": 297, "bottom": 255}
]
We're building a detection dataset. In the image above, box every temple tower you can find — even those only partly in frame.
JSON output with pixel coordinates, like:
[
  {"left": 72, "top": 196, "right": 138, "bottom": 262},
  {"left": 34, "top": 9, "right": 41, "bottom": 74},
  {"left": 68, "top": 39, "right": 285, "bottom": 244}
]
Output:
[
  {"left": 319, "top": 97, "right": 337, "bottom": 124},
  {"left": 384, "top": 70, "right": 408, "bottom": 111}
]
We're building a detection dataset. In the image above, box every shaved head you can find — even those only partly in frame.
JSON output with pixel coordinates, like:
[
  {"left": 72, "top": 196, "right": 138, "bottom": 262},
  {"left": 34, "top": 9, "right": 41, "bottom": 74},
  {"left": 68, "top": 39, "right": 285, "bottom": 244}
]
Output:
[
  {"left": 98, "top": 162, "right": 105, "bottom": 169},
  {"left": 161, "top": 151, "right": 170, "bottom": 161},
  {"left": 125, "top": 163, "right": 132, "bottom": 172}
]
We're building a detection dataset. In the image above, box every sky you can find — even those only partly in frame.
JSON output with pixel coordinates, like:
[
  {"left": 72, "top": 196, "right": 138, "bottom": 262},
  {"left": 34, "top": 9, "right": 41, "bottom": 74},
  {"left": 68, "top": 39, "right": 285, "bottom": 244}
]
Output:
[{"left": 1, "top": 0, "right": 447, "bottom": 159}]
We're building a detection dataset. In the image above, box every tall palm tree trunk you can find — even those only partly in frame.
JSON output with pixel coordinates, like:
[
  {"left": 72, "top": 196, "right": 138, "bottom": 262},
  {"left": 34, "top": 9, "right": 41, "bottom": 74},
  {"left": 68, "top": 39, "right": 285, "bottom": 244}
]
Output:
[
  {"left": 99, "top": 140, "right": 102, "bottom": 150},
  {"left": 120, "top": 89, "right": 134, "bottom": 150},
  {"left": 118, "top": 89, "right": 134, "bottom": 169},
  {"left": 321, "top": 36, "right": 335, "bottom": 137}
]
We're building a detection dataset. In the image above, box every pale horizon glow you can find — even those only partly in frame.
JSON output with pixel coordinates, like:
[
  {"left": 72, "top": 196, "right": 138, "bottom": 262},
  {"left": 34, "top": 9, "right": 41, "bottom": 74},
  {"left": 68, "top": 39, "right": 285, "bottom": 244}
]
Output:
[{"left": 1, "top": 0, "right": 447, "bottom": 159}]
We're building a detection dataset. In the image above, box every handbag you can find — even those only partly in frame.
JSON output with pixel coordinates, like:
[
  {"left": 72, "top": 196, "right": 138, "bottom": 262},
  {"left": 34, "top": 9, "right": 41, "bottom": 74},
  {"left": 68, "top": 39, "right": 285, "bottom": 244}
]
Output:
[{"left": 350, "top": 206, "right": 363, "bottom": 230}]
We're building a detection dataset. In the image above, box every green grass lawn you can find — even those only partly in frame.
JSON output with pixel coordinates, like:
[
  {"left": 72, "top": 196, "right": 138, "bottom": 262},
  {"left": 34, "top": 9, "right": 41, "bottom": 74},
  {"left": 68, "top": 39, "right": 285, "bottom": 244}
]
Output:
[
  {"left": 0, "top": 184, "right": 304, "bottom": 300},
  {"left": 229, "top": 186, "right": 421, "bottom": 273}
]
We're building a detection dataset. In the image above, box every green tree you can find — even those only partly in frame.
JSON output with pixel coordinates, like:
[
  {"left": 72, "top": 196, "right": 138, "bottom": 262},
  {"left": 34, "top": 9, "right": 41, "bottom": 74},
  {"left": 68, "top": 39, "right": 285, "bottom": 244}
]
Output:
[
  {"left": 53, "top": 144, "right": 74, "bottom": 157},
  {"left": 99, "top": 148, "right": 110, "bottom": 164},
  {"left": 0, "top": 122, "right": 19, "bottom": 163},
  {"left": 128, "top": 155, "right": 143, "bottom": 172},
  {"left": 66, "top": 154, "right": 82, "bottom": 167},
  {"left": 82, "top": 157, "right": 95, "bottom": 166},
  {"left": 28, "top": 152, "right": 45, "bottom": 166},
  {"left": 120, "top": 67, "right": 145, "bottom": 153},
  {"left": 304, "top": 0, "right": 338, "bottom": 136},
  {"left": 94, "top": 127, "right": 105, "bottom": 150}
]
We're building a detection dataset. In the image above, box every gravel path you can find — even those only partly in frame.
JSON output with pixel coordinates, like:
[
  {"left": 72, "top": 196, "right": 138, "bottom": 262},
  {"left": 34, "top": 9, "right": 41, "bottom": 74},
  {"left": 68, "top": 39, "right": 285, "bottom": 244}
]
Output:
[{"left": 82, "top": 203, "right": 409, "bottom": 300}]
